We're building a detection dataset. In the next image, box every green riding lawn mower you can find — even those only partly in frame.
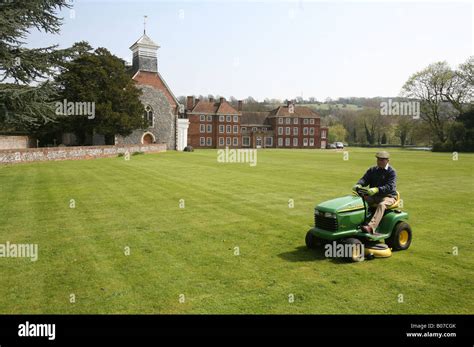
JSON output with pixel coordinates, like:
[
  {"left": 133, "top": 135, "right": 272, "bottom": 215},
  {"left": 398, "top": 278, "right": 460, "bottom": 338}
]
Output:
[{"left": 305, "top": 186, "right": 413, "bottom": 262}]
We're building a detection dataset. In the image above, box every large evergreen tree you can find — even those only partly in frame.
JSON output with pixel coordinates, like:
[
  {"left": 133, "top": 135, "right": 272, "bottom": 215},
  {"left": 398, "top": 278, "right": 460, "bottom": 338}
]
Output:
[
  {"left": 55, "top": 47, "right": 146, "bottom": 145},
  {"left": 0, "top": 0, "right": 78, "bottom": 131}
]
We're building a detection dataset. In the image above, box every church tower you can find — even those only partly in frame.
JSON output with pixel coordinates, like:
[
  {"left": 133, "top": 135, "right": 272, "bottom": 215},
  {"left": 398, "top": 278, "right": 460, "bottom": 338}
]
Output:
[{"left": 129, "top": 33, "right": 160, "bottom": 74}]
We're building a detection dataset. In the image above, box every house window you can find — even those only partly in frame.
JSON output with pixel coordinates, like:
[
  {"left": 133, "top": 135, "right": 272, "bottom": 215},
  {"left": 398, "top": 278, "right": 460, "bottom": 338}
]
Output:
[
  {"left": 226, "top": 137, "right": 231, "bottom": 146},
  {"left": 219, "top": 125, "right": 224, "bottom": 133},
  {"left": 303, "top": 138, "right": 308, "bottom": 146},
  {"left": 285, "top": 127, "right": 290, "bottom": 135},
  {"left": 207, "top": 124, "right": 212, "bottom": 133},
  {"left": 226, "top": 125, "right": 231, "bottom": 133},
  {"left": 303, "top": 119, "right": 309, "bottom": 125},
  {"left": 200, "top": 115, "right": 206, "bottom": 122},
  {"left": 233, "top": 137, "right": 238, "bottom": 146},
  {"left": 278, "top": 118, "right": 283, "bottom": 124},
  {"left": 293, "top": 118, "right": 298, "bottom": 124},
  {"left": 241, "top": 127, "right": 247, "bottom": 132},
  {"left": 144, "top": 105, "right": 154, "bottom": 127},
  {"left": 207, "top": 137, "right": 212, "bottom": 146},
  {"left": 293, "top": 138, "right": 298, "bottom": 147},
  {"left": 226, "top": 115, "right": 231, "bottom": 122},
  {"left": 265, "top": 137, "right": 273, "bottom": 147},
  {"left": 200, "top": 137, "right": 205, "bottom": 146},
  {"left": 310, "top": 119, "right": 315, "bottom": 124},
  {"left": 233, "top": 125, "right": 238, "bottom": 134},
  {"left": 278, "top": 138, "right": 283, "bottom": 147},
  {"left": 243, "top": 136, "right": 250, "bottom": 147},
  {"left": 278, "top": 127, "right": 283, "bottom": 135},
  {"left": 309, "top": 138, "right": 315, "bottom": 146},
  {"left": 252, "top": 127, "right": 257, "bottom": 132},
  {"left": 321, "top": 129, "right": 327, "bottom": 138},
  {"left": 286, "top": 118, "right": 291, "bottom": 124},
  {"left": 303, "top": 127, "right": 308, "bottom": 135},
  {"left": 262, "top": 128, "right": 267, "bottom": 131},
  {"left": 200, "top": 124, "right": 205, "bottom": 133},
  {"left": 285, "top": 138, "right": 290, "bottom": 147},
  {"left": 233, "top": 115, "right": 239, "bottom": 123},
  {"left": 219, "top": 115, "right": 224, "bottom": 122},
  {"left": 219, "top": 137, "right": 224, "bottom": 146},
  {"left": 207, "top": 115, "right": 212, "bottom": 122},
  {"left": 310, "top": 127, "right": 314, "bottom": 135},
  {"left": 293, "top": 127, "right": 298, "bottom": 136}
]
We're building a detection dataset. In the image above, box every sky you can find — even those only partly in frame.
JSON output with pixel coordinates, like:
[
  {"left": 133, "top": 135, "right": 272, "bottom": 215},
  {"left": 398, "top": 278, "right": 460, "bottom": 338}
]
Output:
[{"left": 25, "top": 0, "right": 473, "bottom": 101}]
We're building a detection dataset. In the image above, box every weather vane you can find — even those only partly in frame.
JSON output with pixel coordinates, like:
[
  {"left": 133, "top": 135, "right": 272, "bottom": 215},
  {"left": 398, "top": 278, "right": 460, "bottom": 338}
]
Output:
[{"left": 143, "top": 15, "right": 148, "bottom": 34}]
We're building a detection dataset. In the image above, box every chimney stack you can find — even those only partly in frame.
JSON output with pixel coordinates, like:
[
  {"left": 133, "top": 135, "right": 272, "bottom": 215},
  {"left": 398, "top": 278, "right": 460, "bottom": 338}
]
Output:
[
  {"left": 219, "top": 97, "right": 225, "bottom": 104},
  {"left": 209, "top": 97, "right": 214, "bottom": 103},
  {"left": 238, "top": 100, "right": 243, "bottom": 112},
  {"left": 186, "top": 96, "right": 195, "bottom": 111}
]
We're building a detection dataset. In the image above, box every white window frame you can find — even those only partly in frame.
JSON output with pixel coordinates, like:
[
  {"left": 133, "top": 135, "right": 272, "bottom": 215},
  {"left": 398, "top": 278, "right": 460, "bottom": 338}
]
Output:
[
  {"left": 293, "top": 138, "right": 298, "bottom": 147},
  {"left": 285, "top": 138, "right": 290, "bottom": 147},
  {"left": 200, "top": 115, "right": 206, "bottom": 122},
  {"left": 233, "top": 137, "right": 238, "bottom": 146},
  {"left": 293, "top": 127, "right": 298, "bottom": 136},
  {"left": 278, "top": 118, "right": 283, "bottom": 124},
  {"left": 233, "top": 125, "right": 238, "bottom": 134},
  {"left": 241, "top": 127, "right": 247, "bottom": 132},
  {"left": 200, "top": 124, "right": 205, "bottom": 133},
  {"left": 207, "top": 137, "right": 212, "bottom": 146},
  {"left": 226, "top": 125, "right": 231, "bottom": 133},
  {"left": 303, "top": 138, "right": 308, "bottom": 147},
  {"left": 310, "top": 119, "right": 315, "bottom": 124},
  {"left": 219, "top": 125, "right": 224, "bottom": 133},
  {"left": 285, "top": 127, "right": 290, "bottom": 135},
  {"left": 278, "top": 138, "right": 283, "bottom": 147},
  {"left": 285, "top": 118, "right": 291, "bottom": 124},
  {"left": 278, "top": 127, "right": 283, "bottom": 135},
  {"left": 207, "top": 115, "right": 212, "bottom": 122},
  {"left": 200, "top": 137, "right": 205, "bottom": 146},
  {"left": 226, "top": 115, "right": 231, "bottom": 122},
  {"left": 219, "top": 115, "right": 225, "bottom": 122},
  {"left": 207, "top": 124, "right": 212, "bottom": 133},
  {"left": 303, "top": 118, "right": 309, "bottom": 125},
  {"left": 303, "top": 127, "right": 308, "bottom": 135},
  {"left": 321, "top": 130, "right": 327, "bottom": 138},
  {"left": 233, "top": 115, "right": 238, "bottom": 123},
  {"left": 219, "top": 137, "right": 224, "bottom": 146},
  {"left": 293, "top": 118, "right": 298, "bottom": 124},
  {"left": 252, "top": 127, "right": 257, "bottom": 132},
  {"left": 243, "top": 136, "right": 250, "bottom": 147},
  {"left": 310, "top": 127, "right": 315, "bottom": 135},
  {"left": 309, "top": 138, "right": 315, "bottom": 146},
  {"left": 226, "top": 137, "right": 231, "bottom": 146},
  {"left": 265, "top": 137, "right": 273, "bottom": 147}
]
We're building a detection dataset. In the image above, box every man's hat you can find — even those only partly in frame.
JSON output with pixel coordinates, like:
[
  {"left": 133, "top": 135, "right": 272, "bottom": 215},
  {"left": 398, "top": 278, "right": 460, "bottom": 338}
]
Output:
[{"left": 376, "top": 151, "right": 390, "bottom": 159}]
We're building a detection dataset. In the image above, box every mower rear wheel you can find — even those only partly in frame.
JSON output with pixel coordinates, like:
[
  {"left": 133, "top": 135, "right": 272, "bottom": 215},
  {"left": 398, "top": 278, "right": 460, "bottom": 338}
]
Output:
[
  {"left": 343, "top": 238, "right": 365, "bottom": 262},
  {"left": 305, "top": 231, "right": 324, "bottom": 249},
  {"left": 386, "top": 222, "right": 412, "bottom": 251}
]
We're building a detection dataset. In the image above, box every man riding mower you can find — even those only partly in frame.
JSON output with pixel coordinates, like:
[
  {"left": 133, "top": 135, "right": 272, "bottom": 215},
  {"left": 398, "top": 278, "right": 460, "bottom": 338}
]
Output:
[{"left": 305, "top": 151, "right": 413, "bottom": 262}]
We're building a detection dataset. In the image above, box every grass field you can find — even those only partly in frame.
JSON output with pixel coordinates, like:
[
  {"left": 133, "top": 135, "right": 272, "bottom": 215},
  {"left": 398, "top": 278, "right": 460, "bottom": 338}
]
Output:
[{"left": 0, "top": 148, "right": 473, "bottom": 314}]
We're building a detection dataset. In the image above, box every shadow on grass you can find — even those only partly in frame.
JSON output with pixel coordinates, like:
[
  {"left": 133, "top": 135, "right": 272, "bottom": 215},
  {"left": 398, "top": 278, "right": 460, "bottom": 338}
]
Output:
[{"left": 277, "top": 246, "right": 347, "bottom": 264}]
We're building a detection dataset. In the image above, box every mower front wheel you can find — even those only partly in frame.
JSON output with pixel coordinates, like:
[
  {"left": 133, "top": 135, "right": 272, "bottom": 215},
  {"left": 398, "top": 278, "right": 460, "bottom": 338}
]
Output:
[
  {"left": 343, "top": 238, "right": 365, "bottom": 262},
  {"left": 386, "top": 222, "right": 412, "bottom": 251},
  {"left": 305, "top": 231, "right": 325, "bottom": 249}
]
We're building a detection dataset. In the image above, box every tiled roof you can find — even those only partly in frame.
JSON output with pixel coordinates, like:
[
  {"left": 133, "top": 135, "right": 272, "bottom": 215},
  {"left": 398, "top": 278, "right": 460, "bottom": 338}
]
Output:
[
  {"left": 241, "top": 112, "right": 271, "bottom": 126},
  {"left": 129, "top": 34, "right": 159, "bottom": 50},
  {"left": 269, "top": 106, "right": 320, "bottom": 118},
  {"left": 190, "top": 100, "right": 239, "bottom": 115}
]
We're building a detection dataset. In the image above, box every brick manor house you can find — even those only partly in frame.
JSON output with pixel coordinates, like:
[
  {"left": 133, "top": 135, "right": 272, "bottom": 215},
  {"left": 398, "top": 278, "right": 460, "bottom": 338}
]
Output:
[{"left": 185, "top": 97, "right": 328, "bottom": 149}]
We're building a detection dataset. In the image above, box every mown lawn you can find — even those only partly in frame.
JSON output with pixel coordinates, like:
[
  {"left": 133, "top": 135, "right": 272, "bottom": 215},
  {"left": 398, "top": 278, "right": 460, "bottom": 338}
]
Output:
[{"left": 0, "top": 148, "right": 472, "bottom": 314}]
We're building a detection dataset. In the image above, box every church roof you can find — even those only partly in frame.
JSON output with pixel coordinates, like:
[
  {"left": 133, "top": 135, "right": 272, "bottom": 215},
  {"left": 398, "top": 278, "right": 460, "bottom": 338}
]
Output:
[{"left": 129, "top": 33, "right": 159, "bottom": 50}]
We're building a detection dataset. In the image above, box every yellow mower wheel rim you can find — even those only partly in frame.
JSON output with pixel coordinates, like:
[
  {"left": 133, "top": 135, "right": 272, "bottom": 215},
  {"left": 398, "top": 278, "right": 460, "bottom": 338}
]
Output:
[{"left": 399, "top": 230, "right": 409, "bottom": 246}]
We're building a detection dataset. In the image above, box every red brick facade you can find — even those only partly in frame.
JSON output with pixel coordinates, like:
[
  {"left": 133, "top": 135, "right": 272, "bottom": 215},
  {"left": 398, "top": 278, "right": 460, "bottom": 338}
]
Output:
[{"left": 187, "top": 98, "right": 328, "bottom": 149}]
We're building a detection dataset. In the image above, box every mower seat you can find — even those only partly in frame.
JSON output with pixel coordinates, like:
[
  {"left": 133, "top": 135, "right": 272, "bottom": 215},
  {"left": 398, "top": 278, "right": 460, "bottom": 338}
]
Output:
[
  {"left": 369, "top": 191, "right": 401, "bottom": 209},
  {"left": 387, "top": 191, "right": 401, "bottom": 209}
]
